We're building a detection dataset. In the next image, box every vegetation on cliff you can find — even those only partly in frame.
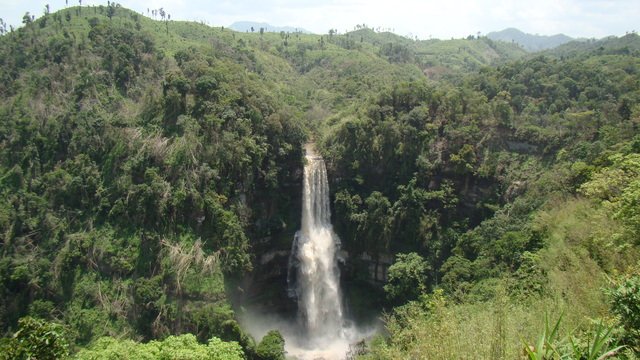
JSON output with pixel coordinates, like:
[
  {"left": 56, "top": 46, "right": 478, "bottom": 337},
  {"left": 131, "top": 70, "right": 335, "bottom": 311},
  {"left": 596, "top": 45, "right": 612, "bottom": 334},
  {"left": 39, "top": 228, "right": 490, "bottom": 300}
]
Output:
[{"left": 0, "top": 2, "right": 639, "bottom": 359}]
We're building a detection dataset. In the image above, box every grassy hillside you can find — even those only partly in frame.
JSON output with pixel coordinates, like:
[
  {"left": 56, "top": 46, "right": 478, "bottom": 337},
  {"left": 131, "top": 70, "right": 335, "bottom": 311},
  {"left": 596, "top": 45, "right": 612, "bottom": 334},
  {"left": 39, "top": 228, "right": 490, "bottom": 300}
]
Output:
[{"left": 350, "top": 28, "right": 527, "bottom": 77}]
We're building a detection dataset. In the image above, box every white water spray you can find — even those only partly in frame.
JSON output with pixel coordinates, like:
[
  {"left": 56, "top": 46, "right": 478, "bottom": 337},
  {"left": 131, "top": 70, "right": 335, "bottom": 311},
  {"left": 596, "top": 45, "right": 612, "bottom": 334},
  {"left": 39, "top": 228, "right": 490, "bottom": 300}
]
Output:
[
  {"left": 289, "top": 145, "right": 352, "bottom": 347},
  {"left": 289, "top": 144, "right": 344, "bottom": 342},
  {"left": 240, "top": 145, "right": 377, "bottom": 359}
]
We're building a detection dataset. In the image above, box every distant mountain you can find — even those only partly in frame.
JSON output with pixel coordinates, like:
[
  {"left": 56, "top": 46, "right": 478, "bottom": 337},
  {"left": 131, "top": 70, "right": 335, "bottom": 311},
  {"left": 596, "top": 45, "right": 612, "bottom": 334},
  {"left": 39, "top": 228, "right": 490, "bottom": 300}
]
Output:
[
  {"left": 229, "top": 21, "right": 312, "bottom": 34},
  {"left": 487, "top": 28, "right": 573, "bottom": 52}
]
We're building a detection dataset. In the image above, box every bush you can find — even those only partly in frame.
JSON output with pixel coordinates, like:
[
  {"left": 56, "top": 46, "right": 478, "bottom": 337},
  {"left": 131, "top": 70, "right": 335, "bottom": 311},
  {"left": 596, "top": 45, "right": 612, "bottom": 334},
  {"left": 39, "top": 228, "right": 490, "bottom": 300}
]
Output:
[
  {"left": 607, "top": 273, "right": 640, "bottom": 348},
  {"left": 0, "top": 317, "right": 69, "bottom": 360},
  {"left": 384, "top": 252, "right": 430, "bottom": 304},
  {"left": 74, "top": 334, "right": 244, "bottom": 360},
  {"left": 255, "top": 330, "right": 285, "bottom": 360}
]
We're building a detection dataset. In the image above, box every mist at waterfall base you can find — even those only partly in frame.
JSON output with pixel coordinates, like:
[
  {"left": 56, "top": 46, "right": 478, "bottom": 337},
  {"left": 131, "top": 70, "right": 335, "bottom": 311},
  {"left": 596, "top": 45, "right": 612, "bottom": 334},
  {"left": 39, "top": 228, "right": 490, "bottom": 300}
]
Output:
[{"left": 240, "top": 147, "right": 379, "bottom": 359}]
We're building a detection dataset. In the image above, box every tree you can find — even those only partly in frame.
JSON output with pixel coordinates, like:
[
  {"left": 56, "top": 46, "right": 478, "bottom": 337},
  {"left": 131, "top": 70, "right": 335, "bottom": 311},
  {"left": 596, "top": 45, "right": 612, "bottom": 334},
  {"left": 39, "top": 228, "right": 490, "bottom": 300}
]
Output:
[
  {"left": 362, "top": 192, "right": 392, "bottom": 267},
  {"left": 255, "top": 330, "right": 285, "bottom": 360},
  {"left": 74, "top": 334, "right": 244, "bottom": 360},
  {"left": 607, "top": 274, "right": 640, "bottom": 347},
  {"left": 384, "top": 252, "right": 430, "bottom": 304},
  {"left": 581, "top": 153, "right": 640, "bottom": 237},
  {"left": 22, "top": 12, "right": 32, "bottom": 25},
  {"left": 440, "top": 255, "right": 473, "bottom": 296},
  {"left": 106, "top": 3, "right": 115, "bottom": 20},
  {"left": 0, "top": 317, "right": 69, "bottom": 360}
]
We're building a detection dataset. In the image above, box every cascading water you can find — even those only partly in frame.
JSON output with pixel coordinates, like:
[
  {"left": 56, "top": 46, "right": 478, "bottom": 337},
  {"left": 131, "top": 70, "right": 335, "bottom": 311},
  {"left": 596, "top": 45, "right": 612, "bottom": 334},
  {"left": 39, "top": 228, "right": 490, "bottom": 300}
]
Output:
[
  {"left": 241, "top": 144, "right": 376, "bottom": 360},
  {"left": 288, "top": 144, "right": 345, "bottom": 345}
]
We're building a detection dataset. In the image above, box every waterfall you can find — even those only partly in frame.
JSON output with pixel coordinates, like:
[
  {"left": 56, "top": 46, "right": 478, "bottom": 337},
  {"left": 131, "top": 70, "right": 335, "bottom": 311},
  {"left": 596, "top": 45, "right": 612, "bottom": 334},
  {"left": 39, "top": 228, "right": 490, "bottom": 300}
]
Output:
[{"left": 288, "top": 144, "right": 344, "bottom": 343}]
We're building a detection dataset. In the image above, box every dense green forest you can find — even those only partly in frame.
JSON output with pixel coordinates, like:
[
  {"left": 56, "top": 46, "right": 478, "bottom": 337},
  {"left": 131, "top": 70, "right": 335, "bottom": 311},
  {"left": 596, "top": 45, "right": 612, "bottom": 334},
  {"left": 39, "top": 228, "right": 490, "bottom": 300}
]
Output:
[{"left": 0, "top": 3, "right": 639, "bottom": 359}]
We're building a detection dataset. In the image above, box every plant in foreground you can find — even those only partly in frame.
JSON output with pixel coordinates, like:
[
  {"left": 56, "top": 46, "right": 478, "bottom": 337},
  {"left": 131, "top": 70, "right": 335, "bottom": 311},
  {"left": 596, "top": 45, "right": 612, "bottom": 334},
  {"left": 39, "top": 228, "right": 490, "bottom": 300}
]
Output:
[{"left": 523, "top": 313, "right": 625, "bottom": 360}]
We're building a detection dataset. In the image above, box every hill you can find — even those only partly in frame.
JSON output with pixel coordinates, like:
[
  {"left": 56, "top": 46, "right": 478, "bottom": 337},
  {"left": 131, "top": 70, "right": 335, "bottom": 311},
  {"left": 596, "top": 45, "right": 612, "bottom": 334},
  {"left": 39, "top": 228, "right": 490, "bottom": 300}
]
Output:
[
  {"left": 229, "top": 21, "right": 311, "bottom": 34},
  {"left": 348, "top": 28, "right": 526, "bottom": 78},
  {"left": 545, "top": 32, "right": 640, "bottom": 59},
  {"left": 0, "top": 4, "right": 308, "bottom": 356},
  {"left": 487, "top": 27, "right": 574, "bottom": 51}
]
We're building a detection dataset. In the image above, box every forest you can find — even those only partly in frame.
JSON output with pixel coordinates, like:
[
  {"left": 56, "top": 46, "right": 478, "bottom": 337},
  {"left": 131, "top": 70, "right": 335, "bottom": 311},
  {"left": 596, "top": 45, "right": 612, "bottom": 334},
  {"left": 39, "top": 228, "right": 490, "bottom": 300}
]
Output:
[{"left": 0, "top": 2, "right": 639, "bottom": 359}]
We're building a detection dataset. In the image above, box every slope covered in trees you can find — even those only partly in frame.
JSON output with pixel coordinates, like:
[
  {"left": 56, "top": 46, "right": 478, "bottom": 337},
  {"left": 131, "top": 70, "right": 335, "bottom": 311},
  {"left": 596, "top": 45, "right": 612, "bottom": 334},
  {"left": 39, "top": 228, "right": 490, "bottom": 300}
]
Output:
[
  {"left": 0, "top": 4, "right": 305, "bottom": 357},
  {"left": 323, "top": 46, "right": 640, "bottom": 358},
  {"left": 0, "top": 3, "right": 640, "bottom": 359}
]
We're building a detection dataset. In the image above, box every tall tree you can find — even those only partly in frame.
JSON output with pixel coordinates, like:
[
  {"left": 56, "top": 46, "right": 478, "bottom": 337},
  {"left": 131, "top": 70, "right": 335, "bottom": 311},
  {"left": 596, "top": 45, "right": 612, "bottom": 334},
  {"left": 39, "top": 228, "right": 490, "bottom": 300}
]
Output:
[{"left": 22, "top": 12, "right": 32, "bottom": 25}]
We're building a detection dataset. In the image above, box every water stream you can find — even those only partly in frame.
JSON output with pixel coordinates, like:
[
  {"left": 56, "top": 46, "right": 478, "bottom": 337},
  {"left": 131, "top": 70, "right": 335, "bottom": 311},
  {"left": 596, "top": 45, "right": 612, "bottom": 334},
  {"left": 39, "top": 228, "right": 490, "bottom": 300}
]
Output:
[
  {"left": 288, "top": 144, "right": 345, "bottom": 344},
  {"left": 243, "top": 144, "right": 375, "bottom": 360}
]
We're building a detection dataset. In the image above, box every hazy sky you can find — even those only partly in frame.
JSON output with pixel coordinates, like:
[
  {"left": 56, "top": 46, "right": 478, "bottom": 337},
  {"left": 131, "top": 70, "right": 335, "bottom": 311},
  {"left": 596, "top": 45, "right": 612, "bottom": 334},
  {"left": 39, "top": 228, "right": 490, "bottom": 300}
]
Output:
[{"left": 1, "top": 0, "right": 638, "bottom": 39}]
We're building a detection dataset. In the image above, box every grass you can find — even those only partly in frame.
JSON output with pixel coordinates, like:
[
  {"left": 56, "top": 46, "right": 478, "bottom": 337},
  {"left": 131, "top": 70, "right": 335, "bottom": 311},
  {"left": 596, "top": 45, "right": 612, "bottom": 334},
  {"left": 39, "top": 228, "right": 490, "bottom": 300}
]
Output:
[
  {"left": 364, "top": 196, "right": 636, "bottom": 359},
  {"left": 366, "top": 292, "right": 567, "bottom": 359}
]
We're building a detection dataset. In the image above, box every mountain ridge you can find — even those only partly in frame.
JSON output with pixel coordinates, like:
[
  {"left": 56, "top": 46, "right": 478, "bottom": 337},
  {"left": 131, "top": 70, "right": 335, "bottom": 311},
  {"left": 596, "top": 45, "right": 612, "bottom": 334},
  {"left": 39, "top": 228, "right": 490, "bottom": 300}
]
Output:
[
  {"left": 487, "top": 27, "right": 574, "bottom": 51},
  {"left": 229, "top": 20, "right": 312, "bottom": 34}
]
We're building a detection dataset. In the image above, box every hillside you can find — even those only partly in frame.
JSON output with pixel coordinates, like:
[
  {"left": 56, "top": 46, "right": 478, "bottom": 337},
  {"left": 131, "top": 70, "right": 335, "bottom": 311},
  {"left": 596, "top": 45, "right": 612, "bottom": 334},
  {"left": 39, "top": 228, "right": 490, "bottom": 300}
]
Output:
[
  {"left": 350, "top": 28, "right": 527, "bottom": 77},
  {"left": 545, "top": 32, "right": 640, "bottom": 59},
  {"left": 487, "top": 27, "right": 574, "bottom": 51},
  {"left": 0, "top": 5, "right": 309, "bottom": 357},
  {"left": 0, "top": 3, "right": 640, "bottom": 360}
]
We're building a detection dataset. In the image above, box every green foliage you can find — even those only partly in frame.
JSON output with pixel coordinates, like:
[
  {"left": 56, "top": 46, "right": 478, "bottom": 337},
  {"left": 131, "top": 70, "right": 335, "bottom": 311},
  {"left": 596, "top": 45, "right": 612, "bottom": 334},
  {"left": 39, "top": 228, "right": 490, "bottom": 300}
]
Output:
[
  {"left": 384, "top": 253, "right": 430, "bottom": 304},
  {"left": 0, "top": 3, "right": 306, "bottom": 350},
  {"left": 607, "top": 273, "right": 640, "bottom": 349},
  {"left": 2, "top": 4, "right": 640, "bottom": 359},
  {"left": 365, "top": 289, "right": 537, "bottom": 359},
  {"left": 522, "top": 313, "right": 564, "bottom": 360},
  {"left": 0, "top": 317, "right": 69, "bottom": 360},
  {"left": 567, "top": 322, "right": 625, "bottom": 360},
  {"left": 255, "top": 330, "right": 285, "bottom": 360},
  {"left": 510, "top": 251, "right": 547, "bottom": 298},
  {"left": 524, "top": 314, "right": 625, "bottom": 360},
  {"left": 74, "top": 334, "right": 244, "bottom": 360},
  {"left": 440, "top": 255, "right": 473, "bottom": 298}
]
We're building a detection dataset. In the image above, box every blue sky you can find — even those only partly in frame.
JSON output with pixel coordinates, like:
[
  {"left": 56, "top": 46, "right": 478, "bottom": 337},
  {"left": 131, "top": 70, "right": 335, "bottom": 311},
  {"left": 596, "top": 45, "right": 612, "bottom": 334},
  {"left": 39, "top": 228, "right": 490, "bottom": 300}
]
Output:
[{"left": 1, "top": 0, "right": 638, "bottom": 39}]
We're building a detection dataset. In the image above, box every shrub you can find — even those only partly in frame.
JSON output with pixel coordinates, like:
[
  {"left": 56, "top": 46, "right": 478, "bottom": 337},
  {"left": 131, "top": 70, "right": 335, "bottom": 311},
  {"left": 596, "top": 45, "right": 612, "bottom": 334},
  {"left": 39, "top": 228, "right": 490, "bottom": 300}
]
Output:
[
  {"left": 255, "top": 330, "right": 285, "bottom": 360},
  {"left": 607, "top": 273, "right": 640, "bottom": 348},
  {"left": 0, "top": 317, "right": 69, "bottom": 360}
]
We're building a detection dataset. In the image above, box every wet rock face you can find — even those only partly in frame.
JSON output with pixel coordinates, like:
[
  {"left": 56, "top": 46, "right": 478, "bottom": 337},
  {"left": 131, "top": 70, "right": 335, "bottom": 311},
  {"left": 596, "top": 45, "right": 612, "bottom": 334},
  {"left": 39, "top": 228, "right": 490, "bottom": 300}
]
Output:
[
  {"left": 236, "top": 156, "right": 304, "bottom": 315},
  {"left": 239, "top": 249, "right": 297, "bottom": 315}
]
